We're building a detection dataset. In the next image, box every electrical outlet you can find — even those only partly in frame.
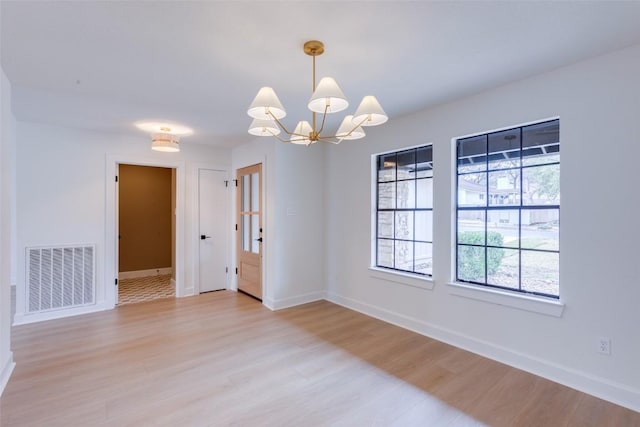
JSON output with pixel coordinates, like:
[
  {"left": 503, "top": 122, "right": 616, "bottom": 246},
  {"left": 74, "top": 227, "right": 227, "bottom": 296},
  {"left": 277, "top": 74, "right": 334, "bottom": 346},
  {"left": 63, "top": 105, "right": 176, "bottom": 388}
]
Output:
[{"left": 597, "top": 337, "right": 611, "bottom": 355}]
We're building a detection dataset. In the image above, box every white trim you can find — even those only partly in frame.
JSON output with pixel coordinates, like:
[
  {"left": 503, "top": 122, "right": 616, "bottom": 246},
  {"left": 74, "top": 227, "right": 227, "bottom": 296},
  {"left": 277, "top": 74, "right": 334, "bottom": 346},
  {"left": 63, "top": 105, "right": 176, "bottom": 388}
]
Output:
[
  {"left": 325, "top": 291, "right": 639, "bottom": 413},
  {"left": 13, "top": 302, "right": 110, "bottom": 325},
  {"left": 368, "top": 267, "right": 434, "bottom": 290},
  {"left": 0, "top": 353, "right": 15, "bottom": 397},
  {"left": 105, "top": 154, "right": 186, "bottom": 308},
  {"left": 264, "top": 291, "right": 326, "bottom": 311},
  {"left": 118, "top": 267, "right": 172, "bottom": 280},
  {"left": 448, "top": 281, "right": 564, "bottom": 317}
]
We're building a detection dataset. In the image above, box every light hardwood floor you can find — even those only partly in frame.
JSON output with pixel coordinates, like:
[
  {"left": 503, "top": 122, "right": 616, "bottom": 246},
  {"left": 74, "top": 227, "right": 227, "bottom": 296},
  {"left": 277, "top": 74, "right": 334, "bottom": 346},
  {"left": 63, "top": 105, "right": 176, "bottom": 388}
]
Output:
[{"left": 1, "top": 291, "right": 638, "bottom": 426}]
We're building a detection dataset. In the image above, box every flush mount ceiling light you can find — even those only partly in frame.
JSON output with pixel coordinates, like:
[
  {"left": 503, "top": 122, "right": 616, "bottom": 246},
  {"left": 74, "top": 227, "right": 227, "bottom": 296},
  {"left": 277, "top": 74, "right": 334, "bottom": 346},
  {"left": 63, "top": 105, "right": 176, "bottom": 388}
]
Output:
[
  {"left": 135, "top": 122, "right": 193, "bottom": 153},
  {"left": 151, "top": 130, "right": 180, "bottom": 152},
  {"left": 247, "top": 40, "right": 388, "bottom": 145}
]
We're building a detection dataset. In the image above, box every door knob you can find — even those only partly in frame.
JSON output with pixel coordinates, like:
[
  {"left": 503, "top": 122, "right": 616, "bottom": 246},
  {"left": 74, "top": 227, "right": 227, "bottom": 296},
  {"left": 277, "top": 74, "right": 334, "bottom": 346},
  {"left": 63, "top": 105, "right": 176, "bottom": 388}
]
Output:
[
  {"left": 201, "top": 235, "right": 212, "bottom": 240},
  {"left": 255, "top": 237, "right": 263, "bottom": 242}
]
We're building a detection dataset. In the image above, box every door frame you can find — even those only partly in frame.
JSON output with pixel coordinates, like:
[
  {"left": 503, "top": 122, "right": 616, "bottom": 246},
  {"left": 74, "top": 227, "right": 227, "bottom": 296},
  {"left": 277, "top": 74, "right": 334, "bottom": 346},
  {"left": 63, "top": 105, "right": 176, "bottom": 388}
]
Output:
[
  {"left": 105, "top": 154, "right": 186, "bottom": 309},
  {"left": 193, "top": 164, "right": 230, "bottom": 294}
]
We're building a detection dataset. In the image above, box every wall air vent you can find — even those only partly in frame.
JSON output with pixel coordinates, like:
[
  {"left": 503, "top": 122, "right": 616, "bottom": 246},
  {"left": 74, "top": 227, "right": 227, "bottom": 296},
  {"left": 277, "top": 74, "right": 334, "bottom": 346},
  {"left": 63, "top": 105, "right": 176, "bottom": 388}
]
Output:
[{"left": 26, "top": 245, "right": 95, "bottom": 313}]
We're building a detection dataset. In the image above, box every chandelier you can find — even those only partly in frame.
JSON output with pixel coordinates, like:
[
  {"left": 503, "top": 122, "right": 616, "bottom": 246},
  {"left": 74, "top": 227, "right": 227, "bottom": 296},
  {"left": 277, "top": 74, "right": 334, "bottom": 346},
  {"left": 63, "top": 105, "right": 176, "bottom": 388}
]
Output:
[{"left": 247, "top": 40, "right": 388, "bottom": 145}]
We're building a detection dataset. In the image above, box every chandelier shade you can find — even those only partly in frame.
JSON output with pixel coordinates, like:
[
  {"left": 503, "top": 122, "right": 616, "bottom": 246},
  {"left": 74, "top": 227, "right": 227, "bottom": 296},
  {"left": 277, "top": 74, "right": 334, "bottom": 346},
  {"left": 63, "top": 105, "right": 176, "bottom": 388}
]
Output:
[
  {"left": 248, "top": 118, "right": 281, "bottom": 136},
  {"left": 308, "top": 77, "right": 349, "bottom": 114},
  {"left": 247, "top": 40, "right": 387, "bottom": 144},
  {"left": 336, "top": 115, "right": 365, "bottom": 141},
  {"left": 290, "top": 121, "right": 314, "bottom": 145},
  {"left": 247, "top": 87, "right": 287, "bottom": 120},
  {"left": 352, "top": 95, "right": 388, "bottom": 126}
]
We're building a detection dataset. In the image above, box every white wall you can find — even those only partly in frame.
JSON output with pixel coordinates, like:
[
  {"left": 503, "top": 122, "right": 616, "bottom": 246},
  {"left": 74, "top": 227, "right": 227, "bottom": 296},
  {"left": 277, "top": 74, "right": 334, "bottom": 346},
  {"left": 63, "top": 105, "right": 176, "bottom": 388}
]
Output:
[
  {"left": 231, "top": 138, "right": 326, "bottom": 310},
  {"left": 271, "top": 142, "right": 326, "bottom": 306},
  {"left": 0, "top": 65, "right": 16, "bottom": 395},
  {"left": 14, "top": 121, "right": 231, "bottom": 323},
  {"left": 325, "top": 43, "right": 640, "bottom": 411}
]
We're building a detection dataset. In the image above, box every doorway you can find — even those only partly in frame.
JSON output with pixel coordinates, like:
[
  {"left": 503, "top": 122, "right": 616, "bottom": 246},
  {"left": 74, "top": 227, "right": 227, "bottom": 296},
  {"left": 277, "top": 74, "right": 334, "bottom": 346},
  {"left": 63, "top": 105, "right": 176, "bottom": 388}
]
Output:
[
  {"left": 236, "top": 163, "right": 262, "bottom": 300},
  {"left": 198, "top": 169, "right": 228, "bottom": 293},
  {"left": 117, "top": 164, "right": 176, "bottom": 305}
]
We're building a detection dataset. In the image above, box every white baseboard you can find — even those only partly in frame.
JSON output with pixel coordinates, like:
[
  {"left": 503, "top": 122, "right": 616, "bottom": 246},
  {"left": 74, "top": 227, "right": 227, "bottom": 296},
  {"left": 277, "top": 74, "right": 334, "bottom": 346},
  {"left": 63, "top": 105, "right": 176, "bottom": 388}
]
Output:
[
  {"left": 118, "top": 267, "right": 172, "bottom": 280},
  {"left": 181, "top": 284, "right": 195, "bottom": 297},
  {"left": 326, "top": 292, "right": 640, "bottom": 413},
  {"left": 0, "top": 353, "right": 15, "bottom": 397},
  {"left": 264, "top": 291, "right": 326, "bottom": 311},
  {"left": 13, "top": 302, "right": 111, "bottom": 326}
]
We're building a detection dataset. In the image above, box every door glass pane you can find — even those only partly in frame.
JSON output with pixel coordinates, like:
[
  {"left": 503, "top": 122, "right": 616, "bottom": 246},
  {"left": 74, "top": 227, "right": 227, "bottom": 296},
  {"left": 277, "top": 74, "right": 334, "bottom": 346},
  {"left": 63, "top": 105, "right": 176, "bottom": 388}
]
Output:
[
  {"left": 251, "top": 172, "right": 260, "bottom": 211},
  {"left": 251, "top": 214, "right": 259, "bottom": 254},
  {"left": 242, "top": 174, "right": 250, "bottom": 211},
  {"left": 242, "top": 214, "right": 250, "bottom": 251}
]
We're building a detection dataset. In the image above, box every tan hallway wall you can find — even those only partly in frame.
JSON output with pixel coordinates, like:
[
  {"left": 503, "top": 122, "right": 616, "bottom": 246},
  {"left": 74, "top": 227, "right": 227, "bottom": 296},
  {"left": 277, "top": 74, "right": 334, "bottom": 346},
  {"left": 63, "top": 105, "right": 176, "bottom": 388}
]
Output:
[{"left": 119, "top": 164, "right": 172, "bottom": 273}]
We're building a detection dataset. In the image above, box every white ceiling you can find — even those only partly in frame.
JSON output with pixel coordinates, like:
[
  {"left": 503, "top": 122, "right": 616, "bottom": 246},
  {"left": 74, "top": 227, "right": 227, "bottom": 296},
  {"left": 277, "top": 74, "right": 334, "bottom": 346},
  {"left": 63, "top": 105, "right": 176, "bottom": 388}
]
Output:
[{"left": 2, "top": 1, "right": 640, "bottom": 148}]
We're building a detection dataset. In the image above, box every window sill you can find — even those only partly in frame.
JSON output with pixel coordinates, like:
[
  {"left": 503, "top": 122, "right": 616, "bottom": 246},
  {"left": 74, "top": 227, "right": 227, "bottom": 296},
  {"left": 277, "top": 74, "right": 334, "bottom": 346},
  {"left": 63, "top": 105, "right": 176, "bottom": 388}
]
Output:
[
  {"left": 447, "top": 282, "right": 564, "bottom": 317},
  {"left": 369, "top": 267, "right": 434, "bottom": 291}
]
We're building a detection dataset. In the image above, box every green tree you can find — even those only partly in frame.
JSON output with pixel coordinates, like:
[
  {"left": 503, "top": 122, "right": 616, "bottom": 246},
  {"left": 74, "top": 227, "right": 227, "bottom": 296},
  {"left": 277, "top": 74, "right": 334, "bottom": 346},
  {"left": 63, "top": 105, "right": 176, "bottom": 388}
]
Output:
[{"left": 524, "top": 164, "right": 559, "bottom": 204}]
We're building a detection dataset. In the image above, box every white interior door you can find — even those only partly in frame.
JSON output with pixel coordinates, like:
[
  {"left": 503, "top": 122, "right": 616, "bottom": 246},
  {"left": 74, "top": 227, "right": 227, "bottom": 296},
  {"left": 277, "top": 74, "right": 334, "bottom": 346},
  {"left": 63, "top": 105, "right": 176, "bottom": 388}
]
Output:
[{"left": 199, "top": 169, "right": 228, "bottom": 292}]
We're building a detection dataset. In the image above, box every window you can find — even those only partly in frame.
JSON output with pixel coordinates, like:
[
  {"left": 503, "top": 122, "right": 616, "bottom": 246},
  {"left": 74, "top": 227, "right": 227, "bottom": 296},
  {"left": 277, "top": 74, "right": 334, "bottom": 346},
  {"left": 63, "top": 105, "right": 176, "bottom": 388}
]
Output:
[
  {"left": 456, "top": 119, "right": 560, "bottom": 298},
  {"left": 375, "top": 145, "right": 433, "bottom": 276}
]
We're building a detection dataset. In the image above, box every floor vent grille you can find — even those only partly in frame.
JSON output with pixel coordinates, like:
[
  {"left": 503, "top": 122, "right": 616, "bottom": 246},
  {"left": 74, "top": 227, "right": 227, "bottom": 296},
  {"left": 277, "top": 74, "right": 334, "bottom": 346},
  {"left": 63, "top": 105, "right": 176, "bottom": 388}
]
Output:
[{"left": 27, "top": 245, "right": 95, "bottom": 313}]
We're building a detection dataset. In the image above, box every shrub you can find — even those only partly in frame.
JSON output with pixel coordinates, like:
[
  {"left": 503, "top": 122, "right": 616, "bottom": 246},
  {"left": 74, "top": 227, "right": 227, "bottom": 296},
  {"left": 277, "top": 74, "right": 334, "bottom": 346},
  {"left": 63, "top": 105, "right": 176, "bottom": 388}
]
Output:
[{"left": 458, "top": 231, "right": 504, "bottom": 282}]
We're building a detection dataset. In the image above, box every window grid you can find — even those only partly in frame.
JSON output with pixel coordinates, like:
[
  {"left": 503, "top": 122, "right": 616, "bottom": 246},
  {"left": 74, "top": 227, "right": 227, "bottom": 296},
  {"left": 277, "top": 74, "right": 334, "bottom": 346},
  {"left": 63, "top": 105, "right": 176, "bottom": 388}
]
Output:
[
  {"left": 375, "top": 145, "right": 433, "bottom": 276},
  {"left": 455, "top": 119, "right": 560, "bottom": 298}
]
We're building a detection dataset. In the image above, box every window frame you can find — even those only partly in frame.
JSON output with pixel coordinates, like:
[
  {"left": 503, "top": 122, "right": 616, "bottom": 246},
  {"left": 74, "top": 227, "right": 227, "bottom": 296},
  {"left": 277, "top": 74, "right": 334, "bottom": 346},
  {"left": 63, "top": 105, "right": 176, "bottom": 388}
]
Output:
[
  {"left": 454, "top": 118, "right": 560, "bottom": 299},
  {"left": 372, "top": 144, "right": 434, "bottom": 281}
]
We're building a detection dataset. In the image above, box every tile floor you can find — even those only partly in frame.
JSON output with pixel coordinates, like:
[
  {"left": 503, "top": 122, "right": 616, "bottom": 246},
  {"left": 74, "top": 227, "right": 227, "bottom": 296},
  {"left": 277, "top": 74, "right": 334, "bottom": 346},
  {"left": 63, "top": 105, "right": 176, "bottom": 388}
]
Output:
[{"left": 118, "top": 274, "right": 174, "bottom": 305}]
